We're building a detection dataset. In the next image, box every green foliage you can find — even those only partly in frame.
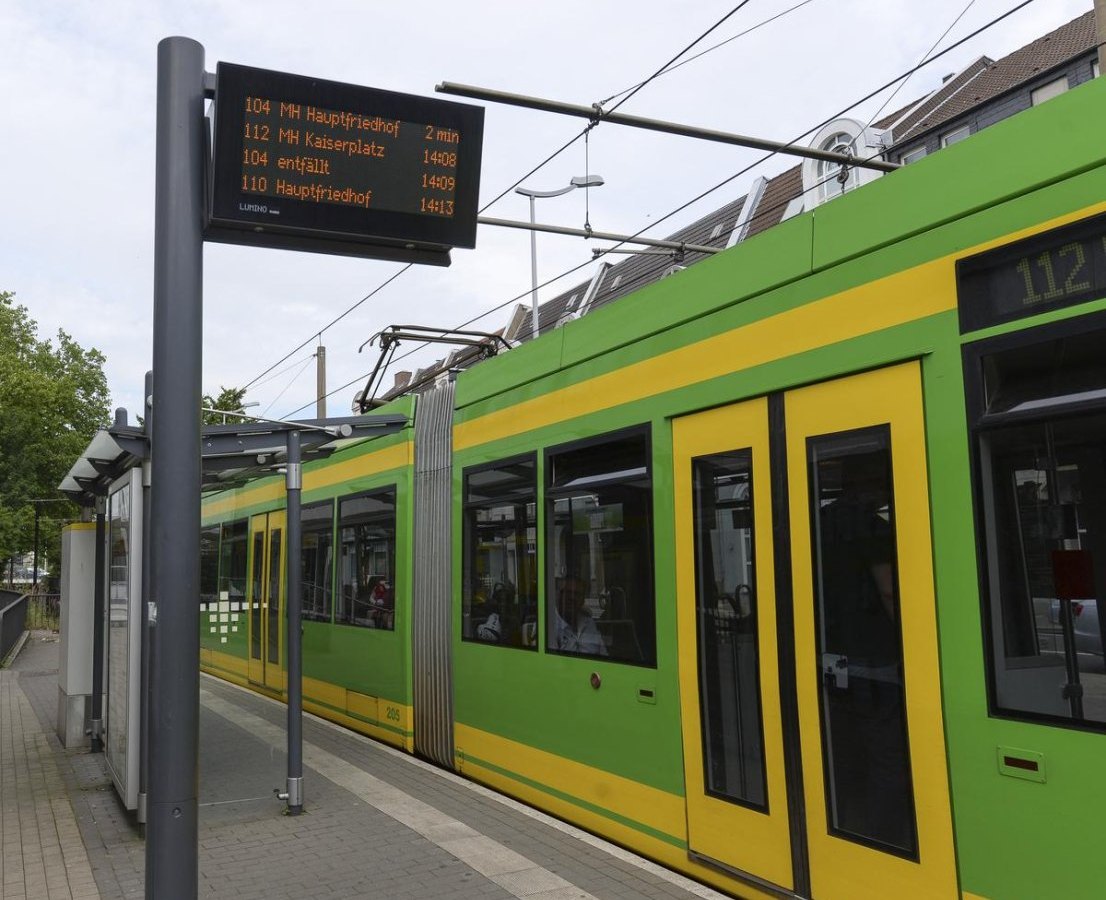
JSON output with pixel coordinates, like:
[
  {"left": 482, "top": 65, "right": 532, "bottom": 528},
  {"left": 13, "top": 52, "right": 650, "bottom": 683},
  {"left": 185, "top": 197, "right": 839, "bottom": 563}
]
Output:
[
  {"left": 0, "top": 291, "right": 111, "bottom": 576},
  {"left": 202, "top": 386, "right": 251, "bottom": 425}
]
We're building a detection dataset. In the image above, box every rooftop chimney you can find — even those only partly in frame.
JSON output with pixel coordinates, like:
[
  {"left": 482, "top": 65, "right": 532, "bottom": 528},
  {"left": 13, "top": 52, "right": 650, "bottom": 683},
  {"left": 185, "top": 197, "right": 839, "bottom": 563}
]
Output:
[{"left": 393, "top": 371, "right": 412, "bottom": 390}]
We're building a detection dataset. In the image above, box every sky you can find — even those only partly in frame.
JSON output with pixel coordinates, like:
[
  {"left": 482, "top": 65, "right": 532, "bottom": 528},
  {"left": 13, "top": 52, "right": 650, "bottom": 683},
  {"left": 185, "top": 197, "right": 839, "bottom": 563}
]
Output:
[{"left": 0, "top": 0, "right": 1094, "bottom": 423}]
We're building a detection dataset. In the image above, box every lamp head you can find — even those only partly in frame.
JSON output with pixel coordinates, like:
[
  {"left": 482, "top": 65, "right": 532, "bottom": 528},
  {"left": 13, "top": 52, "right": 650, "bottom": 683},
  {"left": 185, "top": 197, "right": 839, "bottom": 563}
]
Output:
[{"left": 570, "top": 175, "right": 604, "bottom": 189}]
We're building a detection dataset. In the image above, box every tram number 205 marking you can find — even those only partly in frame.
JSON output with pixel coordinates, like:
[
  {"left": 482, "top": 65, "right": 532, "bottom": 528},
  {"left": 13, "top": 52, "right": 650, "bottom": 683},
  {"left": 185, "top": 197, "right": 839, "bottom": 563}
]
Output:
[{"left": 384, "top": 706, "right": 402, "bottom": 723}]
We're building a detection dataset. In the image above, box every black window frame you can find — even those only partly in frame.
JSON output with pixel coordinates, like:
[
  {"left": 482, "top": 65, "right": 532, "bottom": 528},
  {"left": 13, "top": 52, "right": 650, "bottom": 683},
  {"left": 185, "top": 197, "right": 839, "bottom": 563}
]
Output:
[
  {"left": 965, "top": 309, "right": 1106, "bottom": 734},
  {"left": 218, "top": 519, "right": 249, "bottom": 607},
  {"left": 461, "top": 452, "right": 539, "bottom": 652},
  {"left": 544, "top": 424, "right": 657, "bottom": 667},
  {"left": 200, "top": 524, "right": 220, "bottom": 607},
  {"left": 300, "top": 500, "right": 335, "bottom": 623},
  {"left": 690, "top": 448, "right": 769, "bottom": 813},
  {"left": 805, "top": 424, "right": 919, "bottom": 860},
  {"left": 336, "top": 486, "right": 398, "bottom": 631}
]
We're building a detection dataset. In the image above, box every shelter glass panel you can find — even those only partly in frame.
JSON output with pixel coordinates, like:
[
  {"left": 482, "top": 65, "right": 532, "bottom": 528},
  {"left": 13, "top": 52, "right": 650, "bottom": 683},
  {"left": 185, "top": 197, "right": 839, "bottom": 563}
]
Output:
[
  {"left": 546, "top": 431, "right": 656, "bottom": 665},
  {"left": 106, "top": 486, "right": 131, "bottom": 777},
  {"left": 807, "top": 427, "right": 917, "bottom": 856},
  {"left": 337, "top": 490, "right": 396, "bottom": 629},
  {"left": 692, "top": 450, "right": 767, "bottom": 810},
  {"left": 301, "top": 501, "right": 334, "bottom": 622},
  {"left": 462, "top": 456, "right": 538, "bottom": 649}
]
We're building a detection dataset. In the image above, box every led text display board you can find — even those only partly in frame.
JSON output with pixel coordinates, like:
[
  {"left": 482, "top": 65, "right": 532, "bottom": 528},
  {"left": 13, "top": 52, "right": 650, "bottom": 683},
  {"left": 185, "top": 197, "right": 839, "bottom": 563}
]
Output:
[
  {"left": 958, "top": 212, "right": 1106, "bottom": 333},
  {"left": 208, "top": 63, "right": 484, "bottom": 262}
]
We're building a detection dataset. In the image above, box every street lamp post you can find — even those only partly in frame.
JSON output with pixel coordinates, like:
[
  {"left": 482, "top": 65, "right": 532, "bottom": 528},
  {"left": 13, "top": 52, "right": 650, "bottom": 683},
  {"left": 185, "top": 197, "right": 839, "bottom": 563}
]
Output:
[{"left": 515, "top": 175, "right": 604, "bottom": 340}]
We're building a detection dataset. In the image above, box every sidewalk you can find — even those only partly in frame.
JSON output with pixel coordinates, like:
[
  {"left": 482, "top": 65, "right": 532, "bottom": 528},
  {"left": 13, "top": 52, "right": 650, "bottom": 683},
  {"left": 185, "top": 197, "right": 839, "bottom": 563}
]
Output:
[{"left": 2, "top": 634, "right": 733, "bottom": 900}]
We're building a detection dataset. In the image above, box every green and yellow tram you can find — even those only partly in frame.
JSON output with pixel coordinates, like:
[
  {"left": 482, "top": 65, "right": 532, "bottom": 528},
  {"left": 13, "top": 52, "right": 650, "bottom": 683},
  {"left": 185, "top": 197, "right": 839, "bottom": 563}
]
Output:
[{"left": 199, "top": 77, "right": 1106, "bottom": 899}]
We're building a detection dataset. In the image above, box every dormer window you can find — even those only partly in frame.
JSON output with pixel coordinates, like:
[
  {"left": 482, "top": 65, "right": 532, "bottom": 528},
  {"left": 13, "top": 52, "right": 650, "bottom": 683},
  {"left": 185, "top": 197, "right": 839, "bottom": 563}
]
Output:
[
  {"left": 801, "top": 118, "right": 885, "bottom": 209},
  {"left": 941, "top": 125, "right": 970, "bottom": 147},
  {"left": 816, "top": 132, "right": 859, "bottom": 202},
  {"left": 1031, "top": 77, "right": 1068, "bottom": 106}
]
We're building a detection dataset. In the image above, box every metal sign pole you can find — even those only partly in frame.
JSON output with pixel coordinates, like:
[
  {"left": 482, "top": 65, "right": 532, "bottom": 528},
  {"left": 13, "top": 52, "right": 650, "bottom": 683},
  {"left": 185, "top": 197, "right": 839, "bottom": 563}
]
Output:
[
  {"left": 147, "top": 36, "right": 205, "bottom": 900},
  {"left": 138, "top": 371, "right": 153, "bottom": 831},
  {"left": 284, "top": 429, "right": 304, "bottom": 814}
]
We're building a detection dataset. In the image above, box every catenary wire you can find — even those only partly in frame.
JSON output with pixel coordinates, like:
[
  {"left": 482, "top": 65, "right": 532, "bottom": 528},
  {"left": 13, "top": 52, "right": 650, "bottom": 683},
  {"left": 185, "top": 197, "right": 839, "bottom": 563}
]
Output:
[
  {"left": 691, "top": 0, "right": 1039, "bottom": 241},
  {"left": 861, "top": 0, "right": 981, "bottom": 136},
  {"left": 242, "top": 265, "right": 413, "bottom": 391},
  {"left": 599, "top": 0, "right": 821, "bottom": 107},
  {"left": 476, "top": 0, "right": 1043, "bottom": 345},
  {"left": 246, "top": 2, "right": 770, "bottom": 394},
  {"left": 261, "top": 355, "right": 315, "bottom": 417},
  {"left": 282, "top": 0, "right": 1040, "bottom": 415},
  {"left": 248, "top": 353, "right": 320, "bottom": 391}
]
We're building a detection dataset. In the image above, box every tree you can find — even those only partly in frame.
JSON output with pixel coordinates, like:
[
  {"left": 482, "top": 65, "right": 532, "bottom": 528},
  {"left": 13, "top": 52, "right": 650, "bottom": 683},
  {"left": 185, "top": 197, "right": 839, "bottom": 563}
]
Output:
[
  {"left": 202, "top": 385, "right": 251, "bottom": 425},
  {"left": 0, "top": 291, "right": 111, "bottom": 578}
]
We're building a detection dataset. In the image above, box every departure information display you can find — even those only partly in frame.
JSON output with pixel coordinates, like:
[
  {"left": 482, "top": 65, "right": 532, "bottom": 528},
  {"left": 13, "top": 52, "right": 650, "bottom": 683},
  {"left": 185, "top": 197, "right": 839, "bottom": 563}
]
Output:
[
  {"left": 957, "top": 212, "right": 1106, "bottom": 332},
  {"left": 209, "top": 63, "right": 484, "bottom": 255}
]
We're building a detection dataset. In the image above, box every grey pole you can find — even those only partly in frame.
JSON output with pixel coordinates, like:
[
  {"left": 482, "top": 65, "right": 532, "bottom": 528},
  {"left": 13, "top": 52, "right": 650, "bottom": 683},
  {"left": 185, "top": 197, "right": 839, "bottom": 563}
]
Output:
[
  {"left": 90, "top": 494, "right": 106, "bottom": 753},
  {"left": 527, "top": 195, "right": 539, "bottom": 339},
  {"left": 284, "top": 429, "right": 304, "bottom": 814},
  {"left": 315, "top": 347, "right": 327, "bottom": 420},
  {"left": 477, "top": 215, "right": 721, "bottom": 256},
  {"left": 138, "top": 371, "right": 153, "bottom": 832},
  {"left": 436, "top": 82, "right": 899, "bottom": 172},
  {"left": 147, "top": 36, "right": 205, "bottom": 900}
]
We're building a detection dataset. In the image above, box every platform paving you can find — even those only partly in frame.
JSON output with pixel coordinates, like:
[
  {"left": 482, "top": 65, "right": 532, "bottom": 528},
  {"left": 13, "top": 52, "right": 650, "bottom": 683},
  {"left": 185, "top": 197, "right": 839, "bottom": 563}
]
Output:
[{"left": 2, "top": 633, "right": 733, "bottom": 900}]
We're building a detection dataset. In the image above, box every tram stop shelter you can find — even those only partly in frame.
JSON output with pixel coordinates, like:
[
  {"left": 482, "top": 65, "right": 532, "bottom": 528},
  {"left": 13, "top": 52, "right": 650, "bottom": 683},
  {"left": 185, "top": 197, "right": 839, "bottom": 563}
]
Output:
[{"left": 55, "top": 402, "right": 407, "bottom": 821}]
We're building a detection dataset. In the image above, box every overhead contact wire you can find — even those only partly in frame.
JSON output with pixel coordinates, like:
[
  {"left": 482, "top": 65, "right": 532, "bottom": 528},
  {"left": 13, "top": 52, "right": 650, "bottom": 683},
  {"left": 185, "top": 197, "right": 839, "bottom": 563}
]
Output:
[
  {"left": 252, "top": 1, "right": 803, "bottom": 396},
  {"left": 285, "top": 0, "right": 1039, "bottom": 414}
]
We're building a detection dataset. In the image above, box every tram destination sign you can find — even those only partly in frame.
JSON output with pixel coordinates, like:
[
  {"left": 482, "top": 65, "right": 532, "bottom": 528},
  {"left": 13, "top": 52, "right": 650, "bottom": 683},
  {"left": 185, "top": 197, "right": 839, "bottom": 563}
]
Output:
[
  {"left": 207, "top": 63, "right": 484, "bottom": 263},
  {"left": 957, "top": 211, "right": 1106, "bottom": 333}
]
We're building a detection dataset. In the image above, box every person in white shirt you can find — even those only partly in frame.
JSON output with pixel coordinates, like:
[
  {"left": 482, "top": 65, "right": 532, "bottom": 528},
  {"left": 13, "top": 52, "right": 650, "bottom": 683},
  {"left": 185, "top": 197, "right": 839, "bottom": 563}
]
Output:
[{"left": 552, "top": 577, "right": 607, "bottom": 656}]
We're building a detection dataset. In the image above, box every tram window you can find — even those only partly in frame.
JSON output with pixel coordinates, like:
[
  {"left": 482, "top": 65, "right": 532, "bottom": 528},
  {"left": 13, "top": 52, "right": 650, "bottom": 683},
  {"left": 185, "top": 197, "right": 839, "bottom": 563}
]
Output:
[
  {"left": 973, "top": 329, "right": 1106, "bottom": 727},
  {"left": 219, "top": 520, "right": 248, "bottom": 607},
  {"left": 978, "top": 414, "right": 1106, "bottom": 726},
  {"left": 301, "top": 501, "right": 334, "bottom": 622},
  {"left": 808, "top": 428, "right": 918, "bottom": 856},
  {"left": 250, "top": 531, "right": 263, "bottom": 660},
  {"left": 546, "top": 430, "right": 656, "bottom": 666},
  {"left": 982, "top": 330, "right": 1106, "bottom": 416},
  {"left": 337, "top": 489, "right": 396, "bottom": 630},
  {"left": 200, "top": 525, "right": 220, "bottom": 606},
  {"left": 462, "top": 456, "right": 538, "bottom": 650},
  {"left": 692, "top": 450, "right": 767, "bottom": 810}
]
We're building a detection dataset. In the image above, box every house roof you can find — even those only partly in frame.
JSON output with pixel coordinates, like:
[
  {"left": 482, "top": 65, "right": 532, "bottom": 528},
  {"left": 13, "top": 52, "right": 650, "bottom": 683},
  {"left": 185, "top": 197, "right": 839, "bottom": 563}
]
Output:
[{"left": 886, "top": 11, "right": 1095, "bottom": 142}]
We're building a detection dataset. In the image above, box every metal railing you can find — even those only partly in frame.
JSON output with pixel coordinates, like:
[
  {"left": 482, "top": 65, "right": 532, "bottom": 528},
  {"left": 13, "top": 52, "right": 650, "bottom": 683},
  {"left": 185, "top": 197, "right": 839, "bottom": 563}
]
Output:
[{"left": 0, "top": 592, "right": 28, "bottom": 664}]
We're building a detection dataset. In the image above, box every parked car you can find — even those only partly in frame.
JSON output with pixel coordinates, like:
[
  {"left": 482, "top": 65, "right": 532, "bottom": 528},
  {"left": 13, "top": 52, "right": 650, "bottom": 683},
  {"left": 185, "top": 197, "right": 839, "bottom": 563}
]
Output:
[{"left": 1049, "top": 598, "right": 1104, "bottom": 660}]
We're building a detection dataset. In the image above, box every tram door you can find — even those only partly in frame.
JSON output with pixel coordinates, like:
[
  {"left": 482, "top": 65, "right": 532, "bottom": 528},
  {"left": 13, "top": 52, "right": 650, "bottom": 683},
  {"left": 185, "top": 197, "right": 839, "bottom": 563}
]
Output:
[
  {"left": 674, "top": 363, "right": 957, "bottom": 900},
  {"left": 247, "top": 511, "right": 286, "bottom": 691}
]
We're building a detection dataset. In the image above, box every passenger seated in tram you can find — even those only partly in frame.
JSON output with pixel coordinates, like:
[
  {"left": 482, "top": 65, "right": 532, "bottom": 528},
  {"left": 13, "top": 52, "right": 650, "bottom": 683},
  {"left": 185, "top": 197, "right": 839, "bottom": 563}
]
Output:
[{"left": 552, "top": 576, "right": 607, "bottom": 656}]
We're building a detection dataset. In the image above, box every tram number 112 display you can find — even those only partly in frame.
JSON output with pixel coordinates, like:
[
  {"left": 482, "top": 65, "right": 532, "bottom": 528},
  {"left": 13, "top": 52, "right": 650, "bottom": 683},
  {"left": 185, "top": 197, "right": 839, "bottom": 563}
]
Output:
[{"left": 957, "top": 213, "right": 1106, "bottom": 332}]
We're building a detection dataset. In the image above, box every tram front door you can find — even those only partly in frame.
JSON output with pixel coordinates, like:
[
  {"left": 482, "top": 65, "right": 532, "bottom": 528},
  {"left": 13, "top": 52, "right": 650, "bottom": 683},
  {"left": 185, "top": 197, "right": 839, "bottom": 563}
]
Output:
[
  {"left": 674, "top": 362, "right": 957, "bottom": 900},
  {"left": 247, "top": 510, "right": 286, "bottom": 692}
]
